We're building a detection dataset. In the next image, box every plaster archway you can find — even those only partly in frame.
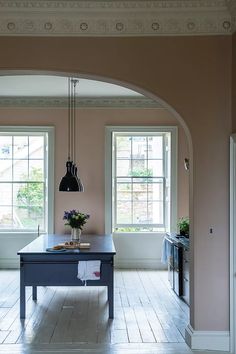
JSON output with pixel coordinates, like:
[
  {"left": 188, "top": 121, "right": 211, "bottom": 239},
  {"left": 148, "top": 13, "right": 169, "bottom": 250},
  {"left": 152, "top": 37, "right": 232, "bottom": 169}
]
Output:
[{"left": 0, "top": 70, "right": 193, "bottom": 342}]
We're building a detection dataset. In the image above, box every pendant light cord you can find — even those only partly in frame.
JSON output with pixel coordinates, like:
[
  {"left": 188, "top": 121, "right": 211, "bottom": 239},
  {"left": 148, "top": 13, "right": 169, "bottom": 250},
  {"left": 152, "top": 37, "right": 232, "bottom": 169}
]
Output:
[
  {"left": 59, "top": 77, "right": 83, "bottom": 192},
  {"left": 72, "top": 79, "right": 75, "bottom": 164},
  {"left": 71, "top": 78, "right": 79, "bottom": 164},
  {"left": 68, "top": 78, "right": 71, "bottom": 161}
]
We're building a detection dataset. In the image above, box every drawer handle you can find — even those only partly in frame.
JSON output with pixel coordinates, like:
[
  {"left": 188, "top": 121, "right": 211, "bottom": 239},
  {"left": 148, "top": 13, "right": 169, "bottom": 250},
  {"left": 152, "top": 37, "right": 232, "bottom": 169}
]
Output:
[{"left": 184, "top": 277, "right": 189, "bottom": 282}]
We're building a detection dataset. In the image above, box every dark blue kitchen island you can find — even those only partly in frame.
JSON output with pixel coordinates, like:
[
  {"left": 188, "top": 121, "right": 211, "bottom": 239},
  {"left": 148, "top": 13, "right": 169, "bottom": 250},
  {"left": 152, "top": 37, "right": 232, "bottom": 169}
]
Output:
[{"left": 17, "top": 234, "right": 116, "bottom": 319}]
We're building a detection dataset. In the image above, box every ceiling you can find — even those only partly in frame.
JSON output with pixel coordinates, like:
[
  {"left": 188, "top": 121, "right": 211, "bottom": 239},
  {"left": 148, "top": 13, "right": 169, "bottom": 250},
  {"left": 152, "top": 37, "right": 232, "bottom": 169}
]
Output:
[
  {"left": 0, "top": 75, "right": 142, "bottom": 98},
  {"left": 0, "top": 75, "right": 159, "bottom": 109}
]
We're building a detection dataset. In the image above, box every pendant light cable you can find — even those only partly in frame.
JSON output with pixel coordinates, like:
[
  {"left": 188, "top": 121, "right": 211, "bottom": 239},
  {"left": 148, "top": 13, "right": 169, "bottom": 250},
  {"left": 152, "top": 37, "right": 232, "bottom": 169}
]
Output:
[
  {"left": 59, "top": 77, "right": 84, "bottom": 192},
  {"left": 68, "top": 78, "right": 71, "bottom": 161}
]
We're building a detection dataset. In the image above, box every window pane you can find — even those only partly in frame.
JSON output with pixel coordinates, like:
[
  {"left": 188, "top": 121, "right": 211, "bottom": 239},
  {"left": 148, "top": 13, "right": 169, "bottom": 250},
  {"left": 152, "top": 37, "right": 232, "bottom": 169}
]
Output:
[
  {"left": 0, "top": 160, "right": 12, "bottom": 181},
  {"left": 0, "top": 136, "right": 12, "bottom": 159},
  {"left": 149, "top": 201, "right": 163, "bottom": 224},
  {"left": 0, "top": 183, "right": 12, "bottom": 206},
  {"left": 132, "top": 136, "right": 147, "bottom": 159},
  {"left": 148, "top": 180, "right": 164, "bottom": 201},
  {"left": 13, "top": 183, "right": 27, "bottom": 205},
  {"left": 116, "top": 136, "right": 131, "bottom": 159},
  {"left": 116, "top": 201, "right": 131, "bottom": 224},
  {"left": 117, "top": 182, "right": 131, "bottom": 192},
  {"left": 29, "top": 136, "right": 44, "bottom": 158},
  {"left": 29, "top": 161, "right": 44, "bottom": 180},
  {"left": 117, "top": 183, "right": 131, "bottom": 201},
  {"left": 14, "top": 182, "right": 44, "bottom": 229},
  {"left": 133, "top": 201, "right": 148, "bottom": 224},
  {"left": 148, "top": 136, "right": 163, "bottom": 159},
  {"left": 116, "top": 159, "right": 130, "bottom": 177},
  {"left": 148, "top": 160, "right": 163, "bottom": 176},
  {"left": 133, "top": 183, "right": 147, "bottom": 201},
  {"left": 131, "top": 159, "right": 148, "bottom": 176},
  {"left": 14, "top": 206, "right": 44, "bottom": 229},
  {"left": 13, "top": 136, "right": 28, "bottom": 159},
  {"left": 28, "top": 183, "right": 44, "bottom": 208},
  {"left": 14, "top": 182, "right": 44, "bottom": 207},
  {"left": 132, "top": 159, "right": 147, "bottom": 176},
  {"left": 13, "top": 160, "right": 28, "bottom": 181},
  {"left": 0, "top": 206, "right": 12, "bottom": 228}
]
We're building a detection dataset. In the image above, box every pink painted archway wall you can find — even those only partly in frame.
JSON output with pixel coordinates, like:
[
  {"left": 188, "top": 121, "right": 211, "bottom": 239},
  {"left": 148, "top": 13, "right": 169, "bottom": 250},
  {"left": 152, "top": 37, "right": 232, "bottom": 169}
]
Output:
[{"left": 0, "top": 35, "right": 232, "bottom": 332}]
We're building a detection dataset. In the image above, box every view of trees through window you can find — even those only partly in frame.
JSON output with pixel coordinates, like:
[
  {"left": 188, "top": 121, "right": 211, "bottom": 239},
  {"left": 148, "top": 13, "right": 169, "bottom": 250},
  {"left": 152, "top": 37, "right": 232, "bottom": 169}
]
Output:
[
  {"left": 0, "top": 134, "right": 46, "bottom": 231},
  {"left": 113, "top": 132, "right": 170, "bottom": 232}
]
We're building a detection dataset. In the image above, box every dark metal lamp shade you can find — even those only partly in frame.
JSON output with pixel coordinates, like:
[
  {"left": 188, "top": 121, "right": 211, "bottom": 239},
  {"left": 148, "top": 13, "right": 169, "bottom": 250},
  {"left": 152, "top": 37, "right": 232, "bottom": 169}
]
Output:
[{"left": 59, "top": 161, "right": 84, "bottom": 192}]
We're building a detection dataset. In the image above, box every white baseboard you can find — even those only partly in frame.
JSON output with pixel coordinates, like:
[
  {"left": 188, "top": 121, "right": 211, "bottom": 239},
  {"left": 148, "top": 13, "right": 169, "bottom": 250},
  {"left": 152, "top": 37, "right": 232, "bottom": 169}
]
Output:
[
  {"left": 0, "top": 258, "right": 20, "bottom": 269},
  {"left": 114, "top": 258, "right": 167, "bottom": 269},
  {"left": 185, "top": 324, "right": 230, "bottom": 351}
]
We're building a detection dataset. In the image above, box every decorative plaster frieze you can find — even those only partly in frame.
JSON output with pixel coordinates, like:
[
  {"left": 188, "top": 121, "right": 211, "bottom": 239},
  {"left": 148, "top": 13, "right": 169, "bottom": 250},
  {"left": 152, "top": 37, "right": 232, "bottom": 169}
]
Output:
[
  {"left": 226, "top": 0, "right": 236, "bottom": 32},
  {"left": 0, "top": 0, "right": 229, "bottom": 11},
  {"left": 0, "top": 0, "right": 233, "bottom": 36},
  {"left": 0, "top": 96, "right": 162, "bottom": 109}
]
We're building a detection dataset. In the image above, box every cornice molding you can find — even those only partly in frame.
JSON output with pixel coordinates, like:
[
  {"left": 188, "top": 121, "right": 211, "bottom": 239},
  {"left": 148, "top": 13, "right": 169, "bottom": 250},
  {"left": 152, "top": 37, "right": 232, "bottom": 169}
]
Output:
[
  {"left": 227, "top": 0, "right": 236, "bottom": 32},
  {"left": 0, "top": 96, "right": 162, "bottom": 109},
  {"left": 0, "top": 0, "right": 233, "bottom": 36}
]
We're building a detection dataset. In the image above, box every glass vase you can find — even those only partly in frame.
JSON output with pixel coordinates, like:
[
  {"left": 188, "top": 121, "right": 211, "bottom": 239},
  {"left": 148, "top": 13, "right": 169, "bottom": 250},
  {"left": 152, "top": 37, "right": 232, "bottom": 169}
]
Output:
[{"left": 71, "top": 228, "right": 81, "bottom": 242}]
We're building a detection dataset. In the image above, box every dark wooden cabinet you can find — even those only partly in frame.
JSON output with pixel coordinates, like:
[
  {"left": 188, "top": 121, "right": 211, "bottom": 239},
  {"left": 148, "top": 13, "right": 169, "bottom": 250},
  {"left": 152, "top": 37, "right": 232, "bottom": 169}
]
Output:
[
  {"left": 167, "top": 239, "right": 174, "bottom": 288},
  {"left": 164, "top": 236, "right": 183, "bottom": 296},
  {"left": 173, "top": 244, "right": 183, "bottom": 296},
  {"left": 164, "top": 233, "right": 189, "bottom": 305}
]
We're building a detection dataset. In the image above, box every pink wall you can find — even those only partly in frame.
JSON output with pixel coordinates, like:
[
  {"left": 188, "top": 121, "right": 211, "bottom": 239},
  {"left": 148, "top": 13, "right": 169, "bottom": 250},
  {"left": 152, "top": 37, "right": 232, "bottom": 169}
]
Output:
[
  {"left": 0, "top": 35, "right": 232, "bottom": 331},
  {"left": 0, "top": 107, "right": 189, "bottom": 233}
]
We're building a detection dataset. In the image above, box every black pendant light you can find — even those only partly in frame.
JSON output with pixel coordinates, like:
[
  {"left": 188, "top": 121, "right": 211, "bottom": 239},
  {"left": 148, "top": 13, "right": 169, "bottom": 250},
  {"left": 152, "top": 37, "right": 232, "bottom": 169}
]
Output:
[{"left": 59, "top": 78, "right": 84, "bottom": 192}]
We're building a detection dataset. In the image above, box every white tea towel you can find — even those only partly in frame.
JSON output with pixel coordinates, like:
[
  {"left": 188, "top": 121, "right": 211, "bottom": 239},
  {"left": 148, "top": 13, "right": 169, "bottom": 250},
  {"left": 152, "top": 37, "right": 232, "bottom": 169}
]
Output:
[
  {"left": 161, "top": 238, "right": 172, "bottom": 264},
  {"left": 77, "top": 260, "right": 101, "bottom": 281}
]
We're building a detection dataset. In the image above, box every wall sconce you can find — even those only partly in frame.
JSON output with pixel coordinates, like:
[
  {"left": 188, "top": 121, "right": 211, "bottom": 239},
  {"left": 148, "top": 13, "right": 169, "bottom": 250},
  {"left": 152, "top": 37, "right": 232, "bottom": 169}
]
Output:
[{"left": 184, "top": 158, "right": 190, "bottom": 171}]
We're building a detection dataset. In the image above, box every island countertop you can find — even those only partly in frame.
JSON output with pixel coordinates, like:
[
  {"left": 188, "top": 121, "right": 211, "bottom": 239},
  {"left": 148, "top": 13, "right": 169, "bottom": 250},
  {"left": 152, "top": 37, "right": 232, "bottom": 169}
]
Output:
[{"left": 17, "top": 233, "right": 116, "bottom": 255}]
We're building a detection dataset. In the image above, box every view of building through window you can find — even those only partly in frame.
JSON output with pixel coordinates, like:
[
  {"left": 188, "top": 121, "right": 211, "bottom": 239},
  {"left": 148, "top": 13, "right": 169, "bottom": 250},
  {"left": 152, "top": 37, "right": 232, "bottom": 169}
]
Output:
[
  {"left": 113, "top": 132, "right": 171, "bottom": 232},
  {"left": 0, "top": 133, "right": 47, "bottom": 231}
]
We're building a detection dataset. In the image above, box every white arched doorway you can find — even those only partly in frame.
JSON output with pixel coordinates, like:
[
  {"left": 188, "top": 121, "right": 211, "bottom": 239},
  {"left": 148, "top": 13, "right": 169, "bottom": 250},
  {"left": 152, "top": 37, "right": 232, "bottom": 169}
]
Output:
[{"left": 0, "top": 71, "right": 193, "bottom": 349}]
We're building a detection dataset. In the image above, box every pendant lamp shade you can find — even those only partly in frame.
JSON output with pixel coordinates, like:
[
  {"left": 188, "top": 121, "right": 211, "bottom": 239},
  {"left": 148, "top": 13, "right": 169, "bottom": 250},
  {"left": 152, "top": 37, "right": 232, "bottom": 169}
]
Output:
[
  {"left": 59, "top": 161, "right": 83, "bottom": 192},
  {"left": 59, "top": 78, "right": 84, "bottom": 192}
]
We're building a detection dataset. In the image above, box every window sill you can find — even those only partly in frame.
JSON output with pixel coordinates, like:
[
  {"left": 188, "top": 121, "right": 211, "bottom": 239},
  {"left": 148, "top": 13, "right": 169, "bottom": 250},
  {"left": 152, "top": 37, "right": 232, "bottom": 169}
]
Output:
[
  {"left": 0, "top": 231, "right": 46, "bottom": 239},
  {"left": 112, "top": 231, "right": 166, "bottom": 236}
]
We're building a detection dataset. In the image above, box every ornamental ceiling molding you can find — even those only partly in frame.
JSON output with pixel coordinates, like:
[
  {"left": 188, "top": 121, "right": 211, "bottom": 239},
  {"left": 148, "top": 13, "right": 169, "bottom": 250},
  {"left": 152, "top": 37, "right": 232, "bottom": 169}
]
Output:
[
  {"left": 227, "top": 0, "right": 236, "bottom": 32},
  {"left": 0, "top": 0, "right": 233, "bottom": 36},
  {"left": 0, "top": 96, "right": 162, "bottom": 109}
]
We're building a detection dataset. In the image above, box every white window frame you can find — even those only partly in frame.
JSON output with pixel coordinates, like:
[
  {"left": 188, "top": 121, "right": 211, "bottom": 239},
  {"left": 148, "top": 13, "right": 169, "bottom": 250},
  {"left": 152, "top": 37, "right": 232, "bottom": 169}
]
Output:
[
  {"left": 0, "top": 126, "right": 54, "bottom": 234},
  {"left": 105, "top": 126, "right": 177, "bottom": 234}
]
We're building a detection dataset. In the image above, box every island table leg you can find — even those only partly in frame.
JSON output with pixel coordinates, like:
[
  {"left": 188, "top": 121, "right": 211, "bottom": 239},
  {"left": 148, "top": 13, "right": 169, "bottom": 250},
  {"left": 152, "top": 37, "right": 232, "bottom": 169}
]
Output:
[
  {"left": 108, "top": 260, "right": 114, "bottom": 319},
  {"left": 20, "top": 262, "right": 25, "bottom": 319},
  {"left": 32, "top": 286, "right": 37, "bottom": 301}
]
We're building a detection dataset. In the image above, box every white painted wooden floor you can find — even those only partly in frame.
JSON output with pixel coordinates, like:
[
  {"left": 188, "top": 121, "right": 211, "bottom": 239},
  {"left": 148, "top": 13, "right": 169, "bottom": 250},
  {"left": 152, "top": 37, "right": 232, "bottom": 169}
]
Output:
[{"left": 0, "top": 270, "right": 228, "bottom": 354}]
